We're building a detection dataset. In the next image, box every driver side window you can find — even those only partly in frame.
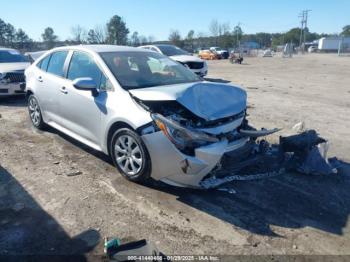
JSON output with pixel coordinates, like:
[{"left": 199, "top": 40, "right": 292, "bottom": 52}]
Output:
[{"left": 67, "top": 51, "right": 111, "bottom": 90}]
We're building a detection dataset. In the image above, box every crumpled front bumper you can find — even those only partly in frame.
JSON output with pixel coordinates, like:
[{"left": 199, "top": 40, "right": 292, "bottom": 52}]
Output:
[{"left": 141, "top": 131, "right": 249, "bottom": 188}]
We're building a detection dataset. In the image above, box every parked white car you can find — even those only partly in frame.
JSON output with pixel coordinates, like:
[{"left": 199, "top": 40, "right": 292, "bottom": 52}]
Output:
[
  {"left": 139, "top": 44, "right": 208, "bottom": 77},
  {"left": 209, "top": 47, "right": 229, "bottom": 59},
  {"left": 308, "top": 46, "right": 317, "bottom": 53},
  {"left": 0, "top": 47, "right": 30, "bottom": 96}
]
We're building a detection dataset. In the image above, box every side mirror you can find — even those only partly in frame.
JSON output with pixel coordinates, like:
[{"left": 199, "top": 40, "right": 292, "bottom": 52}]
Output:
[{"left": 73, "top": 77, "right": 99, "bottom": 96}]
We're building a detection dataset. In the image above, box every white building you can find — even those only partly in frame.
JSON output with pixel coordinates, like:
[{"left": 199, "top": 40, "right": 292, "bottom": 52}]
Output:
[{"left": 318, "top": 37, "right": 350, "bottom": 51}]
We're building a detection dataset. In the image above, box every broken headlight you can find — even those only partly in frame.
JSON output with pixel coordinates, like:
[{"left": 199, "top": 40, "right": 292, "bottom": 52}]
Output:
[{"left": 151, "top": 113, "right": 219, "bottom": 151}]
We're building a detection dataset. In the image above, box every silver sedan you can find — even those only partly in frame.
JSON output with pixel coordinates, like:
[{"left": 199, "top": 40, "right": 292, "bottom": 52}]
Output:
[{"left": 25, "top": 45, "right": 257, "bottom": 188}]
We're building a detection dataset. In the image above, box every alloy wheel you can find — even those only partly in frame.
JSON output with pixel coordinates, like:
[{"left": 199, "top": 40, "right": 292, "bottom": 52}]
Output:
[
  {"left": 114, "top": 135, "right": 143, "bottom": 176},
  {"left": 28, "top": 96, "right": 41, "bottom": 126}
]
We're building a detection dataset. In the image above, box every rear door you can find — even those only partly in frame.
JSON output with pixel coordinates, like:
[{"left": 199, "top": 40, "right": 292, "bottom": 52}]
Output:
[
  {"left": 35, "top": 51, "right": 68, "bottom": 123},
  {"left": 58, "top": 51, "right": 110, "bottom": 146}
]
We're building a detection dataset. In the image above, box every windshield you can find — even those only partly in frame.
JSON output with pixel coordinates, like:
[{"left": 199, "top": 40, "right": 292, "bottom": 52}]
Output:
[
  {"left": 0, "top": 50, "right": 29, "bottom": 63},
  {"left": 156, "top": 45, "right": 189, "bottom": 56},
  {"left": 100, "top": 51, "right": 200, "bottom": 90}
]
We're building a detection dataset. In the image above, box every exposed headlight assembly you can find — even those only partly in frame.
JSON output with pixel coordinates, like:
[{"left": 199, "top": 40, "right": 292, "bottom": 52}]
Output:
[{"left": 151, "top": 113, "right": 219, "bottom": 151}]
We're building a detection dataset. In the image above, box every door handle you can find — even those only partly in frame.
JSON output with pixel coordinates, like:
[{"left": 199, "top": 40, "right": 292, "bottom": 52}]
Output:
[
  {"left": 37, "top": 76, "right": 43, "bottom": 82},
  {"left": 60, "top": 86, "right": 68, "bottom": 94}
]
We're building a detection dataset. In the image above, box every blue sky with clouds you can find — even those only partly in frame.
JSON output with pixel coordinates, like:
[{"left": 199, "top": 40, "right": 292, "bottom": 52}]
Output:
[{"left": 1, "top": 0, "right": 349, "bottom": 41}]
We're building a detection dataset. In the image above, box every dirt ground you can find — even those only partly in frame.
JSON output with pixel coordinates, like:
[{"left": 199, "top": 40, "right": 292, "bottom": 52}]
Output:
[{"left": 1, "top": 53, "right": 350, "bottom": 259}]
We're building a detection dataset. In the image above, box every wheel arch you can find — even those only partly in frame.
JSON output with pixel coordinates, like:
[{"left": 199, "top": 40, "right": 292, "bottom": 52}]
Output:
[
  {"left": 25, "top": 90, "right": 34, "bottom": 99},
  {"left": 106, "top": 121, "right": 135, "bottom": 156}
]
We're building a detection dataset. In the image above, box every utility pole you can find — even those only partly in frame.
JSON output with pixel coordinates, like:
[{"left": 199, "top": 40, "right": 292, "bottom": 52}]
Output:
[
  {"left": 303, "top": 10, "right": 311, "bottom": 46},
  {"left": 299, "top": 12, "right": 304, "bottom": 48},
  {"left": 235, "top": 22, "right": 241, "bottom": 49},
  {"left": 299, "top": 10, "right": 311, "bottom": 53}
]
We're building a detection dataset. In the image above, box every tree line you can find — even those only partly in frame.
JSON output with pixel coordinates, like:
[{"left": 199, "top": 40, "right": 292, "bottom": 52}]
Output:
[
  {"left": 1, "top": 15, "right": 349, "bottom": 52},
  {"left": 0, "top": 15, "right": 138, "bottom": 51},
  {"left": 170, "top": 19, "right": 350, "bottom": 51}
]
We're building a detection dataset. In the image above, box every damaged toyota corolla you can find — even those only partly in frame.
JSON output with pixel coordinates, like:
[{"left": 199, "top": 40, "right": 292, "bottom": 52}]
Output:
[{"left": 25, "top": 45, "right": 277, "bottom": 188}]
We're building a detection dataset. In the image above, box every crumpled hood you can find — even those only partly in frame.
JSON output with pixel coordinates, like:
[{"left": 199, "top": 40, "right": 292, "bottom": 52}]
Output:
[
  {"left": 170, "top": 55, "right": 203, "bottom": 63},
  {"left": 129, "top": 82, "right": 247, "bottom": 121},
  {"left": 0, "top": 62, "right": 30, "bottom": 73}
]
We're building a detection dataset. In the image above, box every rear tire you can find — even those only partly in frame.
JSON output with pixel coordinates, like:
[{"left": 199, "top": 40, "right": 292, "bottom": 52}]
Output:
[
  {"left": 110, "top": 128, "right": 151, "bottom": 182},
  {"left": 28, "top": 94, "right": 46, "bottom": 130}
]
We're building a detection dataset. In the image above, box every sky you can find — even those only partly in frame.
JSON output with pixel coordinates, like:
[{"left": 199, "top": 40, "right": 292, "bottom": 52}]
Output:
[{"left": 1, "top": 0, "right": 349, "bottom": 41}]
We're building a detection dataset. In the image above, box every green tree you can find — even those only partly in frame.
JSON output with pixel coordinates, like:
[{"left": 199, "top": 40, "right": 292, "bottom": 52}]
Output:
[
  {"left": 255, "top": 32, "right": 272, "bottom": 48},
  {"left": 106, "top": 15, "right": 129, "bottom": 45},
  {"left": 15, "top": 28, "right": 29, "bottom": 41},
  {"left": 271, "top": 33, "right": 284, "bottom": 47},
  {"left": 341, "top": 25, "right": 350, "bottom": 36},
  {"left": 15, "top": 28, "right": 31, "bottom": 49},
  {"left": 284, "top": 28, "right": 301, "bottom": 45},
  {"left": 87, "top": 29, "right": 98, "bottom": 44},
  {"left": 130, "top": 31, "right": 140, "bottom": 46},
  {"left": 186, "top": 30, "right": 195, "bottom": 49},
  {"left": 233, "top": 25, "right": 243, "bottom": 47},
  {"left": 220, "top": 32, "right": 234, "bottom": 49},
  {"left": 42, "top": 27, "right": 58, "bottom": 49},
  {"left": 0, "top": 19, "right": 7, "bottom": 45},
  {"left": 5, "top": 23, "right": 16, "bottom": 47}
]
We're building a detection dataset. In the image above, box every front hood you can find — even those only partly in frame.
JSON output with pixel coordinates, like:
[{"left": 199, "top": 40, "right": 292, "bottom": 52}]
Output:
[
  {"left": 0, "top": 62, "right": 30, "bottom": 73},
  {"left": 170, "top": 55, "right": 203, "bottom": 63},
  {"left": 129, "top": 82, "right": 247, "bottom": 121}
]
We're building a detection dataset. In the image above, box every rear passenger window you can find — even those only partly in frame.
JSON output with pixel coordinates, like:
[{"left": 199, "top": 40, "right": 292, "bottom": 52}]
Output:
[
  {"left": 38, "top": 55, "right": 51, "bottom": 71},
  {"left": 67, "top": 51, "right": 104, "bottom": 88},
  {"left": 47, "top": 51, "right": 68, "bottom": 77}
]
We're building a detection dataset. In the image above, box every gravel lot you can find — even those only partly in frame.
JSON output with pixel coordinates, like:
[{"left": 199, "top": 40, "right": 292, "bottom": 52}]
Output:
[{"left": 0, "top": 53, "right": 350, "bottom": 259}]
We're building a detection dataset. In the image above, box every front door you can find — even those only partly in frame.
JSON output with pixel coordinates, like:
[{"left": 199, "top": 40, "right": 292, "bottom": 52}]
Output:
[{"left": 58, "top": 51, "right": 108, "bottom": 146}]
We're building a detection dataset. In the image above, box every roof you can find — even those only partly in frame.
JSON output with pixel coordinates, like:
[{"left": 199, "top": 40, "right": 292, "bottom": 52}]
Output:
[
  {"left": 52, "top": 45, "right": 148, "bottom": 53},
  {"left": 153, "top": 44, "right": 176, "bottom": 47}
]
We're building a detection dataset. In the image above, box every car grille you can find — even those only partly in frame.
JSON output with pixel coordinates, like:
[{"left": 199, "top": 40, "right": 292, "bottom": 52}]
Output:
[
  {"left": 3, "top": 72, "right": 25, "bottom": 83},
  {"left": 185, "top": 62, "right": 204, "bottom": 69}
]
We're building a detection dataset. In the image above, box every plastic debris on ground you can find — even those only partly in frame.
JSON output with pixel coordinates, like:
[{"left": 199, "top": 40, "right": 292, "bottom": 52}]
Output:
[{"left": 200, "top": 127, "right": 345, "bottom": 189}]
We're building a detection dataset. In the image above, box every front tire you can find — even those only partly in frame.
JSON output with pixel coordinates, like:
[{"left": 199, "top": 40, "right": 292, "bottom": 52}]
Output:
[
  {"left": 110, "top": 128, "right": 151, "bottom": 182},
  {"left": 28, "top": 94, "right": 46, "bottom": 130}
]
